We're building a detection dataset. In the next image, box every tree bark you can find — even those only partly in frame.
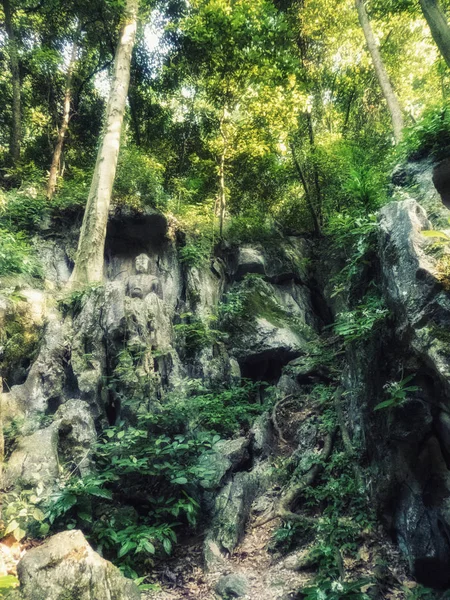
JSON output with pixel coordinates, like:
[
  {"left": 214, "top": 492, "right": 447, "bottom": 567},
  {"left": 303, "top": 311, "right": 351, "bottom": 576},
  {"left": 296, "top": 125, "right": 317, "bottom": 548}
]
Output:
[
  {"left": 355, "top": 0, "right": 404, "bottom": 144},
  {"left": 47, "top": 22, "right": 81, "bottom": 199},
  {"left": 218, "top": 108, "right": 227, "bottom": 238},
  {"left": 420, "top": 0, "right": 450, "bottom": 69},
  {"left": 69, "top": 0, "right": 139, "bottom": 287},
  {"left": 2, "top": 0, "right": 21, "bottom": 162}
]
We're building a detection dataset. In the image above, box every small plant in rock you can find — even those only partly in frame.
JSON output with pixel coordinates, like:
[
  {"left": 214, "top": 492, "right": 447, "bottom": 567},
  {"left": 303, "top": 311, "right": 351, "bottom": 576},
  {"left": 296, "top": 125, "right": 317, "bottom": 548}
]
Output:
[
  {"left": 178, "top": 241, "right": 210, "bottom": 268},
  {"left": 374, "top": 374, "right": 420, "bottom": 411},
  {"left": 270, "top": 520, "right": 314, "bottom": 555},
  {"left": 174, "top": 313, "right": 223, "bottom": 353},
  {"left": 57, "top": 284, "right": 102, "bottom": 317},
  {"left": 333, "top": 294, "right": 389, "bottom": 343},
  {"left": 325, "top": 212, "right": 378, "bottom": 298}
]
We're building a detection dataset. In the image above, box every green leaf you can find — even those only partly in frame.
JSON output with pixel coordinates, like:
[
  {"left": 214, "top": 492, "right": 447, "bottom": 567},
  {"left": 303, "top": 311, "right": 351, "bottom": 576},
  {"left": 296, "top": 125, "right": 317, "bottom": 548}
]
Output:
[
  {"left": 4, "top": 520, "right": 19, "bottom": 535},
  {"left": 421, "top": 230, "right": 450, "bottom": 240},
  {"left": 32, "top": 508, "right": 45, "bottom": 521},
  {"left": 13, "top": 527, "right": 26, "bottom": 541},
  {"left": 172, "top": 477, "right": 188, "bottom": 485},
  {"left": 374, "top": 399, "right": 394, "bottom": 411}
]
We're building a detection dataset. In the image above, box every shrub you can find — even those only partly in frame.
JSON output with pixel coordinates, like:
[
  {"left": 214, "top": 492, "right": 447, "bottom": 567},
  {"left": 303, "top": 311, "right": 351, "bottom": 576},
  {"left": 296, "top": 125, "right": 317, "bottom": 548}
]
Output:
[
  {"left": 113, "top": 146, "right": 166, "bottom": 209},
  {"left": 400, "top": 103, "right": 450, "bottom": 162},
  {"left": 333, "top": 294, "right": 389, "bottom": 343},
  {"left": 0, "top": 189, "right": 48, "bottom": 232},
  {"left": 0, "top": 228, "right": 41, "bottom": 277}
]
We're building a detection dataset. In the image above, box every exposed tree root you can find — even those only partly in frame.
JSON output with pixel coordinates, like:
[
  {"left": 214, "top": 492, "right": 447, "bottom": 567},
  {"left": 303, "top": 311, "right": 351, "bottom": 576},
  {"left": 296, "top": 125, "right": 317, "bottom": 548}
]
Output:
[
  {"left": 254, "top": 426, "right": 336, "bottom": 527},
  {"left": 333, "top": 386, "right": 363, "bottom": 489},
  {"left": 271, "top": 394, "right": 293, "bottom": 445}
]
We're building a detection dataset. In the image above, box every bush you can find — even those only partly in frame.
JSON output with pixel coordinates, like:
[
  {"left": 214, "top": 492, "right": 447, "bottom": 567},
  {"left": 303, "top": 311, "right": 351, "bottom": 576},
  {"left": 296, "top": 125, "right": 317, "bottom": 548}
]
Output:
[
  {"left": 0, "top": 228, "right": 41, "bottom": 277},
  {"left": 333, "top": 293, "right": 389, "bottom": 343},
  {"left": 400, "top": 103, "right": 450, "bottom": 162},
  {"left": 113, "top": 146, "right": 166, "bottom": 209},
  {"left": 0, "top": 189, "right": 48, "bottom": 232}
]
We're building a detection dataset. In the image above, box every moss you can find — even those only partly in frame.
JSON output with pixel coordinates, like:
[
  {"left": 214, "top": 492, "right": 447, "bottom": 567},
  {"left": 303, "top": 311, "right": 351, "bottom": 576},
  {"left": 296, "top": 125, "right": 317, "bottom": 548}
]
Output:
[
  {"left": 0, "top": 303, "right": 41, "bottom": 384},
  {"left": 429, "top": 323, "right": 450, "bottom": 345}
]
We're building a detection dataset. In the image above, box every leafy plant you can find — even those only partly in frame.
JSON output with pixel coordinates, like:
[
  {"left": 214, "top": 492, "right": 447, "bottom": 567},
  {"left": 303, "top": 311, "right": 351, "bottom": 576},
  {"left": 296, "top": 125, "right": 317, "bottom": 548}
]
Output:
[
  {"left": 1, "top": 488, "right": 48, "bottom": 542},
  {"left": 299, "top": 578, "right": 371, "bottom": 600},
  {"left": 374, "top": 374, "right": 420, "bottom": 411},
  {"left": 174, "top": 313, "right": 223, "bottom": 353},
  {"left": 0, "top": 228, "right": 41, "bottom": 277},
  {"left": 333, "top": 294, "right": 389, "bottom": 343}
]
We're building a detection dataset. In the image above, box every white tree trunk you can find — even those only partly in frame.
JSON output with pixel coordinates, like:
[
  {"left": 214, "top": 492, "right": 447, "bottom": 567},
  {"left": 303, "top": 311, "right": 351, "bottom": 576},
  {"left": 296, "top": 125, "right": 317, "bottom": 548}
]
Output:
[
  {"left": 69, "top": 0, "right": 138, "bottom": 287},
  {"left": 355, "top": 0, "right": 404, "bottom": 144},
  {"left": 420, "top": 0, "right": 450, "bottom": 69}
]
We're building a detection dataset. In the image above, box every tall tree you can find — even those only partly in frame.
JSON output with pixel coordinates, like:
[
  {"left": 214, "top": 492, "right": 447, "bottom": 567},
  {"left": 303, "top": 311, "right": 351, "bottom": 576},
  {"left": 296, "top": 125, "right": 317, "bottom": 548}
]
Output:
[
  {"left": 69, "top": 0, "right": 139, "bottom": 287},
  {"left": 2, "top": 0, "right": 21, "bottom": 162},
  {"left": 47, "top": 21, "right": 81, "bottom": 199},
  {"left": 355, "top": 0, "right": 404, "bottom": 143},
  {"left": 419, "top": 0, "right": 450, "bottom": 69}
]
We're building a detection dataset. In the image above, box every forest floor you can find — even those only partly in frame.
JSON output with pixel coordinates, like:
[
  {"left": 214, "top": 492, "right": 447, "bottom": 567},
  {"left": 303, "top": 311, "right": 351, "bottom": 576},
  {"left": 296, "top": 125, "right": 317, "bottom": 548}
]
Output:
[{"left": 144, "top": 512, "right": 411, "bottom": 600}]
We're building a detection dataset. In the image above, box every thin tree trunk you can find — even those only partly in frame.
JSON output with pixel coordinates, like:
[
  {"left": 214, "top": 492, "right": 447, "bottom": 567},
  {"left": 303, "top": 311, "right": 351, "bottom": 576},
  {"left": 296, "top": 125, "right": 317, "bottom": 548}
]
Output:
[
  {"left": 420, "top": 0, "right": 450, "bottom": 69},
  {"left": 218, "top": 108, "right": 227, "bottom": 238},
  {"left": 305, "top": 111, "right": 323, "bottom": 225},
  {"left": 290, "top": 142, "right": 320, "bottom": 235},
  {"left": 355, "top": 0, "right": 404, "bottom": 143},
  {"left": 47, "top": 22, "right": 81, "bottom": 199},
  {"left": 69, "top": 0, "right": 139, "bottom": 287},
  {"left": 2, "top": 0, "right": 21, "bottom": 162}
]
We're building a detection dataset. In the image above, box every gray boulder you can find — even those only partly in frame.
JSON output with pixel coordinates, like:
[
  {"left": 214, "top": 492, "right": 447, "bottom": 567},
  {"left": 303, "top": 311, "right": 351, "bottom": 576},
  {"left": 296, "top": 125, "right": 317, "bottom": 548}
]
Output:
[
  {"left": 215, "top": 573, "right": 249, "bottom": 598},
  {"left": 14, "top": 530, "right": 140, "bottom": 600}
]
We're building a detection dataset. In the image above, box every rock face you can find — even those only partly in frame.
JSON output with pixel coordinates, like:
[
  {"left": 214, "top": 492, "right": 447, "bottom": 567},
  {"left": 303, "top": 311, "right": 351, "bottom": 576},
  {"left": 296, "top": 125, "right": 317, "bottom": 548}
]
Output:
[
  {"left": 8, "top": 185, "right": 450, "bottom": 594},
  {"left": 342, "top": 197, "right": 450, "bottom": 587},
  {"left": 13, "top": 530, "right": 140, "bottom": 600}
]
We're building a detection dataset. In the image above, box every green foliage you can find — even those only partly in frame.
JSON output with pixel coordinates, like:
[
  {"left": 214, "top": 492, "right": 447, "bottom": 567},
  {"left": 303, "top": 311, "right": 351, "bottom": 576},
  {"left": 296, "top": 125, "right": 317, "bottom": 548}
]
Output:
[
  {"left": 46, "top": 425, "right": 212, "bottom": 575},
  {"left": 1, "top": 488, "right": 49, "bottom": 542},
  {"left": 174, "top": 313, "right": 223, "bottom": 353},
  {"left": 113, "top": 146, "right": 166, "bottom": 209},
  {"left": 0, "top": 574, "right": 19, "bottom": 594},
  {"left": 161, "top": 380, "right": 267, "bottom": 437},
  {"left": 333, "top": 294, "right": 389, "bottom": 343},
  {"left": 0, "top": 190, "right": 48, "bottom": 232},
  {"left": 47, "top": 342, "right": 266, "bottom": 575},
  {"left": 0, "top": 303, "right": 41, "bottom": 384},
  {"left": 374, "top": 374, "right": 420, "bottom": 411},
  {"left": 178, "top": 240, "right": 210, "bottom": 268},
  {"left": 325, "top": 212, "right": 378, "bottom": 298},
  {"left": 299, "top": 579, "right": 371, "bottom": 600},
  {"left": 400, "top": 104, "right": 450, "bottom": 162},
  {"left": 57, "top": 284, "right": 102, "bottom": 317},
  {"left": 270, "top": 520, "right": 314, "bottom": 555},
  {"left": 0, "top": 228, "right": 41, "bottom": 278}
]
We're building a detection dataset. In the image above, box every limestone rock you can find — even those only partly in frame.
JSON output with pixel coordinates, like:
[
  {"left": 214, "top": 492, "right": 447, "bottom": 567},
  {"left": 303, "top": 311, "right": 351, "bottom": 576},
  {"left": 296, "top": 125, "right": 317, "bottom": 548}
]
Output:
[
  {"left": 14, "top": 530, "right": 140, "bottom": 600},
  {"left": 54, "top": 400, "right": 96, "bottom": 474},
  {"left": 5, "top": 425, "right": 59, "bottom": 489},
  {"left": 215, "top": 573, "right": 249, "bottom": 598},
  {"left": 199, "top": 437, "right": 250, "bottom": 490}
]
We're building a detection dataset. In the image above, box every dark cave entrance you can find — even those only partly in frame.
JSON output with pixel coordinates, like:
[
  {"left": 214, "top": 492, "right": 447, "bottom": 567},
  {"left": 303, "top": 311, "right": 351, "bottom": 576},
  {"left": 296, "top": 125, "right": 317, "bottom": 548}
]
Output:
[{"left": 239, "top": 349, "right": 300, "bottom": 384}]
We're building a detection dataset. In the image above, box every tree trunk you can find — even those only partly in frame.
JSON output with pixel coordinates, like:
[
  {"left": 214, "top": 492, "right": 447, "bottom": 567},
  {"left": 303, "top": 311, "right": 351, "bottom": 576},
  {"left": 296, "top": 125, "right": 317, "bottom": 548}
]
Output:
[
  {"left": 47, "top": 22, "right": 81, "bottom": 200},
  {"left": 69, "top": 0, "right": 139, "bottom": 287},
  {"left": 355, "top": 0, "right": 404, "bottom": 143},
  {"left": 2, "top": 0, "right": 21, "bottom": 162},
  {"left": 218, "top": 108, "right": 227, "bottom": 238},
  {"left": 420, "top": 0, "right": 450, "bottom": 69},
  {"left": 290, "top": 142, "right": 320, "bottom": 236}
]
